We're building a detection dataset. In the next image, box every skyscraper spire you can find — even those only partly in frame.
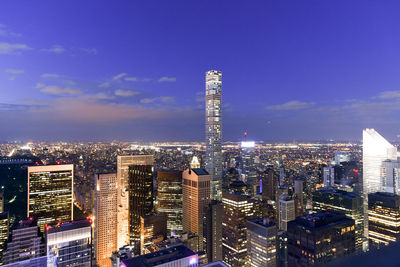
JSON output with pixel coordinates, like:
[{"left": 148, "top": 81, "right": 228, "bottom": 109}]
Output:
[{"left": 205, "top": 70, "right": 222, "bottom": 200}]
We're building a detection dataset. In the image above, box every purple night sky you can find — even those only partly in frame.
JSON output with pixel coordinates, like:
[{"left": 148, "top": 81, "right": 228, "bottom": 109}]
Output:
[{"left": 1, "top": 0, "right": 400, "bottom": 142}]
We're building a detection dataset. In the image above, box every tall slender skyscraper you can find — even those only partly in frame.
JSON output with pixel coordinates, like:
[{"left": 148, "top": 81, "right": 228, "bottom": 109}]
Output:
[
  {"left": 95, "top": 173, "right": 118, "bottom": 267},
  {"left": 205, "top": 70, "right": 222, "bottom": 200},
  {"left": 27, "top": 164, "right": 73, "bottom": 232}
]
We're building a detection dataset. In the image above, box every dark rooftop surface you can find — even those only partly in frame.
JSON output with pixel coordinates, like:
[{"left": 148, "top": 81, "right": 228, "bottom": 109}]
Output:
[
  {"left": 290, "top": 211, "right": 354, "bottom": 230},
  {"left": 191, "top": 168, "right": 209, "bottom": 176},
  {"left": 248, "top": 218, "right": 276, "bottom": 228},
  {"left": 121, "top": 245, "right": 197, "bottom": 267},
  {"left": 315, "top": 187, "right": 361, "bottom": 199}
]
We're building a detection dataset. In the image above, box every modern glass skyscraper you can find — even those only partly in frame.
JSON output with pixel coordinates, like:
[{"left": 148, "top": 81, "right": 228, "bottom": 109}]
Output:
[
  {"left": 205, "top": 70, "right": 222, "bottom": 200},
  {"left": 27, "top": 164, "right": 73, "bottom": 232},
  {"left": 363, "top": 129, "right": 397, "bottom": 238},
  {"left": 363, "top": 129, "right": 397, "bottom": 195}
]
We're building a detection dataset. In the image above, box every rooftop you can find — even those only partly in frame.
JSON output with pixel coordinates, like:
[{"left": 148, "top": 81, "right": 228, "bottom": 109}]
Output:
[
  {"left": 248, "top": 218, "right": 276, "bottom": 228},
  {"left": 315, "top": 187, "right": 361, "bottom": 199},
  {"left": 291, "top": 211, "right": 354, "bottom": 229},
  {"left": 46, "top": 219, "right": 91, "bottom": 233},
  {"left": 121, "top": 245, "right": 197, "bottom": 267},
  {"left": 191, "top": 168, "right": 209, "bottom": 176}
]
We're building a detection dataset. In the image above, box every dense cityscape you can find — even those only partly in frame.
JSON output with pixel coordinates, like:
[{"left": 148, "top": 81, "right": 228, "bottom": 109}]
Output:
[{"left": 1, "top": 1, "right": 400, "bottom": 267}]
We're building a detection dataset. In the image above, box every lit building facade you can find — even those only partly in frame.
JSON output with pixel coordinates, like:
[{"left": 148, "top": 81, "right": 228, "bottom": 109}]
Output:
[
  {"left": 182, "top": 168, "right": 211, "bottom": 251},
  {"left": 262, "top": 167, "right": 278, "bottom": 201},
  {"left": 368, "top": 192, "right": 400, "bottom": 246},
  {"left": 3, "top": 218, "right": 45, "bottom": 265},
  {"left": 312, "top": 187, "right": 364, "bottom": 251},
  {"left": 222, "top": 191, "right": 254, "bottom": 267},
  {"left": 278, "top": 194, "right": 295, "bottom": 231},
  {"left": 127, "top": 155, "right": 154, "bottom": 253},
  {"left": 27, "top": 164, "right": 73, "bottom": 232},
  {"left": 0, "top": 212, "right": 9, "bottom": 265},
  {"left": 46, "top": 219, "right": 92, "bottom": 267},
  {"left": 157, "top": 170, "right": 183, "bottom": 235},
  {"left": 247, "top": 218, "right": 277, "bottom": 267},
  {"left": 205, "top": 70, "right": 222, "bottom": 200},
  {"left": 287, "top": 211, "right": 355, "bottom": 266},
  {"left": 117, "top": 155, "right": 154, "bottom": 248},
  {"left": 363, "top": 129, "right": 397, "bottom": 238},
  {"left": 94, "top": 173, "right": 118, "bottom": 267},
  {"left": 381, "top": 159, "right": 400, "bottom": 194}
]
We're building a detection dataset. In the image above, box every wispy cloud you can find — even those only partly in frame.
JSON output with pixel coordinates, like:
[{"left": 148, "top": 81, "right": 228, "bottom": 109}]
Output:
[
  {"left": 125, "top": 77, "right": 137, "bottom": 82},
  {"left": 113, "top": 73, "right": 127, "bottom": 80},
  {"left": 0, "top": 24, "right": 22, "bottom": 38},
  {"left": 5, "top": 69, "right": 24, "bottom": 74},
  {"left": 0, "top": 42, "right": 32, "bottom": 55},
  {"left": 266, "top": 100, "right": 314, "bottom": 111},
  {"left": 41, "top": 85, "right": 83, "bottom": 95},
  {"left": 42, "top": 45, "right": 65, "bottom": 54},
  {"left": 159, "top": 76, "right": 176, "bottom": 82},
  {"left": 41, "top": 73, "right": 61, "bottom": 78},
  {"left": 115, "top": 90, "right": 139, "bottom": 97},
  {"left": 98, "top": 82, "right": 110, "bottom": 88},
  {"left": 140, "top": 96, "right": 175, "bottom": 104},
  {"left": 84, "top": 93, "right": 115, "bottom": 100},
  {"left": 378, "top": 91, "right": 400, "bottom": 100}
]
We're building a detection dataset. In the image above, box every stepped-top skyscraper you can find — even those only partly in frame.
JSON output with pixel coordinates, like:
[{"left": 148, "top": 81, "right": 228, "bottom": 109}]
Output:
[{"left": 205, "top": 70, "right": 222, "bottom": 200}]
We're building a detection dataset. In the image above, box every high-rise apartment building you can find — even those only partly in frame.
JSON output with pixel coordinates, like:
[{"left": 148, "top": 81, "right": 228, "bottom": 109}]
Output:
[
  {"left": 368, "top": 192, "right": 400, "bottom": 246},
  {"left": 312, "top": 187, "right": 364, "bottom": 251},
  {"left": 46, "top": 219, "right": 92, "bottom": 267},
  {"left": 205, "top": 70, "right": 222, "bottom": 200},
  {"left": 222, "top": 191, "right": 254, "bottom": 267},
  {"left": 127, "top": 155, "right": 154, "bottom": 253},
  {"left": 294, "top": 180, "right": 304, "bottom": 217},
  {"left": 182, "top": 168, "right": 211, "bottom": 251},
  {"left": 0, "top": 212, "right": 9, "bottom": 265},
  {"left": 335, "top": 151, "right": 350, "bottom": 165},
  {"left": 204, "top": 200, "right": 222, "bottom": 263},
  {"left": 117, "top": 155, "right": 154, "bottom": 248},
  {"left": 27, "top": 164, "right": 73, "bottom": 232},
  {"left": 287, "top": 211, "right": 355, "bottom": 267},
  {"left": 381, "top": 159, "right": 400, "bottom": 194},
  {"left": 157, "top": 170, "right": 183, "bottom": 235},
  {"left": 3, "top": 218, "right": 45, "bottom": 265},
  {"left": 363, "top": 129, "right": 398, "bottom": 238},
  {"left": 94, "top": 173, "right": 118, "bottom": 267},
  {"left": 323, "top": 166, "right": 335, "bottom": 187},
  {"left": 278, "top": 194, "right": 295, "bottom": 231},
  {"left": 247, "top": 218, "right": 277, "bottom": 267},
  {"left": 0, "top": 192, "right": 3, "bottom": 213}
]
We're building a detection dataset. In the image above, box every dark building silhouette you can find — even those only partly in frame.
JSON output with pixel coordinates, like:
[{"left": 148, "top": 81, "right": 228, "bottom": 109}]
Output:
[
  {"left": 287, "top": 211, "right": 355, "bottom": 267},
  {"left": 128, "top": 163, "right": 154, "bottom": 253},
  {"left": 204, "top": 200, "right": 222, "bottom": 263},
  {"left": 262, "top": 167, "right": 279, "bottom": 201}
]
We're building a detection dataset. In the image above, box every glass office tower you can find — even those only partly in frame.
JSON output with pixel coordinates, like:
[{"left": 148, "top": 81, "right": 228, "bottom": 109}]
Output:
[
  {"left": 27, "top": 164, "right": 73, "bottom": 232},
  {"left": 205, "top": 70, "right": 222, "bottom": 200}
]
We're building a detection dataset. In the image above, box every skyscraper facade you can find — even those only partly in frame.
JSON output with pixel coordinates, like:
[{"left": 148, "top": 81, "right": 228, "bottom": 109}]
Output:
[
  {"left": 46, "top": 219, "right": 92, "bottom": 267},
  {"left": 182, "top": 168, "right": 211, "bottom": 251},
  {"left": 3, "top": 218, "right": 45, "bottom": 265},
  {"left": 368, "top": 192, "right": 400, "bottom": 246},
  {"left": 205, "top": 70, "right": 222, "bottom": 200},
  {"left": 205, "top": 200, "right": 223, "bottom": 263},
  {"left": 140, "top": 214, "right": 167, "bottom": 254},
  {"left": 222, "top": 191, "right": 254, "bottom": 267},
  {"left": 312, "top": 187, "right": 364, "bottom": 251},
  {"left": 157, "top": 170, "right": 183, "bottom": 235},
  {"left": 287, "top": 211, "right": 355, "bottom": 267},
  {"left": 127, "top": 155, "right": 154, "bottom": 253},
  {"left": 247, "top": 218, "right": 277, "bottom": 267},
  {"left": 0, "top": 212, "right": 8, "bottom": 265},
  {"left": 362, "top": 129, "right": 398, "bottom": 238},
  {"left": 94, "top": 173, "right": 118, "bottom": 267},
  {"left": 278, "top": 194, "right": 295, "bottom": 231},
  {"left": 117, "top": 155, "right": 153, "bottom": 248},
  {"left": 27, "top": 164, "right": 73, "bottom": 232}
]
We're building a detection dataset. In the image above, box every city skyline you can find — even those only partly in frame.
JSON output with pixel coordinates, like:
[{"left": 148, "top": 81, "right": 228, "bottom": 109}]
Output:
[{"left": 1, "top": 1, "right": 400, "bottom": 142}]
